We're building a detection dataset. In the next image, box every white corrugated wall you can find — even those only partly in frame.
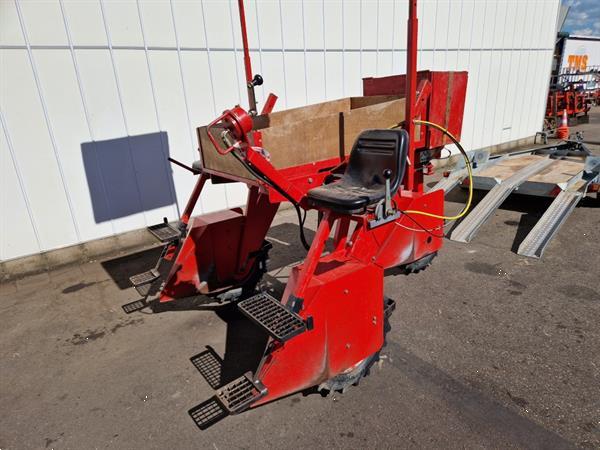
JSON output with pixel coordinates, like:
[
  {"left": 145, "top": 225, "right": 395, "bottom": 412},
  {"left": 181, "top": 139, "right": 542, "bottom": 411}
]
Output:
[{"left": 0, "top": 0, "right": 560, "bottom": 261}]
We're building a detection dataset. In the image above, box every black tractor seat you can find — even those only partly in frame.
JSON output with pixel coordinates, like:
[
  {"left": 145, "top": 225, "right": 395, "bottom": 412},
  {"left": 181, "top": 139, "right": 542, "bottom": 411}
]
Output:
[{"left": 307, "top": 129, "right": 408, "bottom": 214}]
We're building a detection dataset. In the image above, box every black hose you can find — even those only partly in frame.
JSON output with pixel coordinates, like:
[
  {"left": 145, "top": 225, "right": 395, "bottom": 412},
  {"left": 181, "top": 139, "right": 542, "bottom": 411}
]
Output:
[{"left": 230, "top": 151, "right": 312, "bottom": 251}]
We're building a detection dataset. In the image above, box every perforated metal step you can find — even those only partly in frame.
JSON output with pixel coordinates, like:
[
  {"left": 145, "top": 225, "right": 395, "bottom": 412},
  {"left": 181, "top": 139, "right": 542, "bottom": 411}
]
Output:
[
  {"left": 216, "top": 372, "right": 267, "bottom": 414},
  {"left": 517, "top": 190, "right": 583, "bottom": 258},
  {"left": 450, "top": 157, "right": 554, "bottom": 243},
  {"left": 190, "top": 347, "right": 224, "bottom": 390},
  {"left": 129, "top": 269, "right": 160, "bottom": 287},
  {"left": 122, "top": 299, "right": 147, "bottom": 314},
  {"left": 238, "top": 292, "right": 307, "bottom": 342},
  {"left": 147, "top": 222, "right": 181, "bottom": 242},
  {"left": 188, "top": 397, "right": 228, "bottom": 429}
]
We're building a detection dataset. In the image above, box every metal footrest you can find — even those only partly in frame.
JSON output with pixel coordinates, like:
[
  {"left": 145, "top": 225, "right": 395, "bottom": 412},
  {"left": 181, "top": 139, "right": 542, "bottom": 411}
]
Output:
[
  {"left": 216, "top": 372, "right": 267, "bottom": 414},
  {"left": 189, "top": 397, "right": 228, "bottom": 430},
  {"left": 122, "top": 299, "right": 147, "bottom": 314},
  {"left": 238, "top": 292, "right": 307, "bottom": 342},
  {"left": 451, "top": 157, "right": 554, "bottom": 243},
  {"left": 129, "top": 269, "right": 160, "bottom": 287},
  {"left": 148, "top": 222, "right": 180, "bottom": 243},
  {"left": 517, "top": 190, "right": 583, "bottom": 258},
  {"left": 190, "top": 347, "right": 224, "bottom": 390}
]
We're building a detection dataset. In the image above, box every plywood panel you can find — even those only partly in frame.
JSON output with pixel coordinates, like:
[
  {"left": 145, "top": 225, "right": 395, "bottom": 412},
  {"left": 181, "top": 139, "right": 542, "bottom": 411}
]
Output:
[
  {"left": 200, "top": 96, "right": 405, "bottom": 178},
  {"left": 477, "top": 155, "right": 584, "bottom": 184}
]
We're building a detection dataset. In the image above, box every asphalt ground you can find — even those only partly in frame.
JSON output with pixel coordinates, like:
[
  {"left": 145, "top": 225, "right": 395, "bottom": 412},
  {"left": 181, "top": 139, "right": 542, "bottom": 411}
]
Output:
[{"left": 1, "top": 109, "right": 599, "bottom": 449}]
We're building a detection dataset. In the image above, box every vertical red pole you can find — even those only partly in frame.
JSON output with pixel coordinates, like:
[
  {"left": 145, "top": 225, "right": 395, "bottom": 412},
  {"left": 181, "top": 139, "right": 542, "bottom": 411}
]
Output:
[
  {"left": 405, "top": 0, "right": 422, "bottom": 192},
  {"left": 238, "top": 0, "right": 259, "bottom": 112},
  {"left": 238, "top": 0, "right": 253, "bottom": 84},
  {"left": 180, "top": 173, "right": 208, "bottom": 225}
]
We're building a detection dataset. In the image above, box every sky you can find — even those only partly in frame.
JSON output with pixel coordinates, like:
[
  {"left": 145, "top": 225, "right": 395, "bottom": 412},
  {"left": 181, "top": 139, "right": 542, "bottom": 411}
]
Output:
[{"left": 561, "top": 0, "right": 600, "bottom": 36}]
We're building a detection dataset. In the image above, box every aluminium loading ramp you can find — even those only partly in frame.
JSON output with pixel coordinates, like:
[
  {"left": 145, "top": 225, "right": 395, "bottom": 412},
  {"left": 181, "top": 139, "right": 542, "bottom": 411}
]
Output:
[{"left": 436, "top": 142, "right": 599, "bottom": 258}]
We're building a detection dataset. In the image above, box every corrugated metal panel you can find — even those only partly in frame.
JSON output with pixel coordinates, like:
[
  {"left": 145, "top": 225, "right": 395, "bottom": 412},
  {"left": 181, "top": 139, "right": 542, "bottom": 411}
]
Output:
[{"left": 0, "top": 0, "right": 561, "bottom": 261}]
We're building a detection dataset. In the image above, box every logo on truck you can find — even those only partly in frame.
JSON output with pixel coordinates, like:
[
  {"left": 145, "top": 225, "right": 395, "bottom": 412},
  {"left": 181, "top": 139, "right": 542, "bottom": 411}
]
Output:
[{"left": 567, "top": 54, "right": 588, "bottom": 71}]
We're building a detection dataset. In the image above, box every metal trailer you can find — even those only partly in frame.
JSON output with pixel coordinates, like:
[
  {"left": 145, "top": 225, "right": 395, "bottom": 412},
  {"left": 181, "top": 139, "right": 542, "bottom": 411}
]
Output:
[{"left": 434, "top": 141, "right": 600, "bottom": 258}]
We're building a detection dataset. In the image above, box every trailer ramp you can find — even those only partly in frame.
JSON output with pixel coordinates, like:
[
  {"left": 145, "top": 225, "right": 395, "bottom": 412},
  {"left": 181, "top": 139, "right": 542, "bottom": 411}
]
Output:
[{"left": 436, "top": 143, "right": 599, "bottom": 258}]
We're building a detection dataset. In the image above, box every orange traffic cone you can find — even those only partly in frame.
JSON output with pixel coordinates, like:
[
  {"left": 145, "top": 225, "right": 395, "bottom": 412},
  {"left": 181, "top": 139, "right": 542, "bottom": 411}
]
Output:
[{"left": 556, "top": 109, "right": 569, "bottom": 140}]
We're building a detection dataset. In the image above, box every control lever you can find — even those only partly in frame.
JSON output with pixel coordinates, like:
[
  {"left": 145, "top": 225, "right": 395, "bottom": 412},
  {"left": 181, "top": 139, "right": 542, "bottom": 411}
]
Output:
[
  {"left": 250, "top": 74, "right": 263, "bottom": 87},
  {"left": 368, "top": 169, "right": 400, "bottom": 229},
  {"left": 247, "top": 74, "right": 263, "bottom": 115},
  {"left": 383, "top": 169, "right": 393, "bottom": 217}
]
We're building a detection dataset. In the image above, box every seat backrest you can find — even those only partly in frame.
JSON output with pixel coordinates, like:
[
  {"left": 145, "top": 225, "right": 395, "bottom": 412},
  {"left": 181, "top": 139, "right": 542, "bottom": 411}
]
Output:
[{"left": 344, "top": 129, "right": 408, "bottom": 192}]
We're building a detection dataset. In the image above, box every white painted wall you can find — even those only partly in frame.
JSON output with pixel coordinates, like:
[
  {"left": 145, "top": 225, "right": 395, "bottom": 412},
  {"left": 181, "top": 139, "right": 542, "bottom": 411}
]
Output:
[{"left": 0, "top": 0, "right": 560, "bottom": 261}]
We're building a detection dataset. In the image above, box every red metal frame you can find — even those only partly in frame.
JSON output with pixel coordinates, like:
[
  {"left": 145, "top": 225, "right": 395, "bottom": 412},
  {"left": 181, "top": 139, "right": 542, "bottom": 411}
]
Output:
[{"left": 140, "top": 0, "right": 467, "bottom": 408}]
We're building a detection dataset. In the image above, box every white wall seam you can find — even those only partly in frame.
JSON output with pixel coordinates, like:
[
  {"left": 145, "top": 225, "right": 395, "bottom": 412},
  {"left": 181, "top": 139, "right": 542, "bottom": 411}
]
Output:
[
  {"left": 199, "top": 0, "right": 228, "bottom": 207},
  {"left": 57, "top": 0, "right": 117, "bottom": 237},
  {"left": 322, "top": 0, "right": 327, "bottom": 98},
  {"left": 300, "top": 0, "right": 309, "bottom": 104},
  {"left": 277, "top": 0, "right": 288, "bottom": 107},
  {"left": 227, "top": 0, "right": 243, "bottom": 105},
  {"left": 516, "top": 2, "right": 532, "bottom": 136},
  {"left": 168, "top": 0, "right": 201, "bottom": 164},
  {"left": 14, "top": 0, "right": 81, "bottom": 242},
  {"left": 488, "top": 1, "right": 509, "bottom": 146},
  {"left": 375, "top": 0, "right": 380, "bottom": 75},
  {"left": 509, "top": 1, "right": 531, "bottom": 140},
  {"left": 431, "top": 0, "right": 438, "bottom": 69},
  {"left": 98, "top": 0, "right": 148, "bottom": 227},
  {"left": 198, "top": 1, "right": 217, "bottom": 117},
  {"left": 469, "top": 0, "right": 488, "bottom": 146},
  {"left": 523, "top": 2, "right": 543, "bottom": 134},
  {"left": 0, "top": 109, "right": 42, "bottom": 254},
  {"left": 480, "top": 1, "right": 499, "bottom": 147},
  {"left": 342, "top": 0, "right": 346, "bottom": 97},
  {"left": 136, "top": 0, "right": 180, "bottom": 220},
  {"left": 444, "top": 0, "right": 453, "bottom": 70},
  {"left": 359, "top": 0, "right": 363, "bottom": 75},
  {"left": 252, "top": 1, "right": 266, "bottom": 101},
  {"left": 390, "top": 0, "right": 396, "bottom": 73},
  {"left": 499, "top": 7, "right": 515, "bottom": 140},
  {"left": 456, "top": 0, "right": 464, "bottom": 64}
]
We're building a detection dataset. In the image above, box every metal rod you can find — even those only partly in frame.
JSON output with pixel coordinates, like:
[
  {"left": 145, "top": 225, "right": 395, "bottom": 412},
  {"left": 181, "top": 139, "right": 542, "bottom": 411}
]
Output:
[
  {"left": 181, "top": 173, "right": 209, "bottom": 225},
  {"left": 168, "top": 157, "right": 201, "bottom": 174},
  {"left": 237, "top": 0, "right": 257, "bottom": 112},
  {"left": 405, "top": 0, "right": 419, "bottom": 191}
]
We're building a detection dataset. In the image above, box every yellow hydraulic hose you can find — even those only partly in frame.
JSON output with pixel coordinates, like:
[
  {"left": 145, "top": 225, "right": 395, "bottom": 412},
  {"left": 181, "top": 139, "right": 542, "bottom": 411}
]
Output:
[{"left": 403, "top": 119, "right": 474, "bottom": 221}]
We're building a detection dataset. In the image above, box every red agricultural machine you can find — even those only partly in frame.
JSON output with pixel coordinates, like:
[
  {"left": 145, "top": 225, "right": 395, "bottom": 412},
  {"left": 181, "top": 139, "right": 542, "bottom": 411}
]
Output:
[{"left": 124, "top": 0, "right": 469, "bottom": 427}]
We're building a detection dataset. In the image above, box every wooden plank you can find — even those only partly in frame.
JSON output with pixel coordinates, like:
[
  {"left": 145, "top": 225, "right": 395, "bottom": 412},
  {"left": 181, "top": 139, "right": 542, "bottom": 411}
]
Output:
[
  {"left": 343, "top": 98, "right": 406, "bottom": 154},
  {"left": 198, "top": 96, "right": 408, "bottom": 176},
  {"left": 477, "top": 154, "right": 585, "bottom": 184},
  {"left": 198, "top": 126, "right": 255, "bottom": 181},
  {"left": 264, "top": 98, "right": 350, "bottom": 128},
  {"left": 261, "top": 113, "right": 341, "bottom": 169}
]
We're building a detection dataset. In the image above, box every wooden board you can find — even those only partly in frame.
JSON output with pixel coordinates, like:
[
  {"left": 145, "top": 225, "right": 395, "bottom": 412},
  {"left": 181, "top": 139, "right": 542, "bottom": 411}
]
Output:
[
  {"left": 343, "top": 98, "right": 406, "bottom": 154},
  {"left": 265, "top": 98, "right": 350, "bottom": 127},
  {"left": 198, "top": 96, "right": 407, "bottom": 179},
  {"left": 477, "top": 154, "right": 585, "bottom": 184},
  {"left": 198, "top": 126, "right": 255, "bottom": 181}
]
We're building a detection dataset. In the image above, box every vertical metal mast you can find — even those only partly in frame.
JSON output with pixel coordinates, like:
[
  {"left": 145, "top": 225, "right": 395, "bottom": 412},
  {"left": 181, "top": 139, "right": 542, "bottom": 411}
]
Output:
[
  {"left": 405, "top": 0, "right": 419, "bottom": 191},
  {"left": 237, "top": 0, "right": 259, "bottom": 113}
]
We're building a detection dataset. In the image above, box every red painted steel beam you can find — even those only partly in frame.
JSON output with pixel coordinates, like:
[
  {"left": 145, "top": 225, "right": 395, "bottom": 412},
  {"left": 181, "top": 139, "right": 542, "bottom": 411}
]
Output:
[
  {"left": 238, "top": 0, "right": 253, "bottom": 84},
  {"left": 405, "top": 0, "right": 419, "bottom": 192}
]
